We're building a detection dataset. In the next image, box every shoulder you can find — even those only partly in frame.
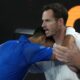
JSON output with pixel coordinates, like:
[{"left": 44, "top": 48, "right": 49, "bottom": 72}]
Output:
[
  {"left": 66, "top": 27, "right": 75, "bottom": 36},
  {"left": 66, "top": 27, "right": 80, "bottom": 48},
  {"left": 66, "top": 27, "right": 80, "bottom": 38},
  {"left": 0, "top": 40, "right": 19, "bottom": 49},
  {"left": 62, "top": 35, "right": 75, "bottom": 48}
]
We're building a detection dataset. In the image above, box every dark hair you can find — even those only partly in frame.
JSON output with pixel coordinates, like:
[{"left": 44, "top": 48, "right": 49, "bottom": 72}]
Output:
[
  {"left": 33, "top": 27, "right": 45, "bottom": 37},
  {"left": 73, "top": 19, "right": 80, "bottom": 33},
  {"left": 33, "top": 27, "right": 55, "bottom": 42},
  {"left": 42, "top": 3, "right": 68, "bottom": 25}
]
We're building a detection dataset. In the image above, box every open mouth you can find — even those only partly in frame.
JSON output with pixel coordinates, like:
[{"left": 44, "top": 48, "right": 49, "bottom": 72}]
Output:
[
  {"left": 43, "top": 28, "right": 49, "bottom": 34},
  {"left": 44, "top": 29, "right": 49, "bottom": 35},
  {"left": 45, "top": 30, "right": 48, "bottom": 33}
]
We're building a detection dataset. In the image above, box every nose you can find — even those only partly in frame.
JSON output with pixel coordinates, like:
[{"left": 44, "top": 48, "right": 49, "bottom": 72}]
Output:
[{"left": 42, "top": 21, "right": 45, "bottom": 28}]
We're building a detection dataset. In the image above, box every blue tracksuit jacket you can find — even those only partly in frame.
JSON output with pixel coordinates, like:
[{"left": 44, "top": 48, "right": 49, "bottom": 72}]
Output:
[{"left": 0, "top": 35, "right": 52, "bottom": 80}]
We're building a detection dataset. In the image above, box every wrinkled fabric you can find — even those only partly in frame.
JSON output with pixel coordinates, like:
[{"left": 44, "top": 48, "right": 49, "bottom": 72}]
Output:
[
  {"left": 29, "top": 27, "right": 80, "bottom": 80},
  {"left": 0, "top": 35, "right": 52, "bottom": 80}
]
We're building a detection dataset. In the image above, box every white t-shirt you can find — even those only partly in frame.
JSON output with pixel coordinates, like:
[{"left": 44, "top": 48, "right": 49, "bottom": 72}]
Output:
[
  {"left": 66, "top": 27, "right": 80, "bottom": 49},
  {"left": 28, "top": 27, "right": 80, "bottom": 80},
  {"left": 54, "top": 27, "right": 80, "bottom": 80}
]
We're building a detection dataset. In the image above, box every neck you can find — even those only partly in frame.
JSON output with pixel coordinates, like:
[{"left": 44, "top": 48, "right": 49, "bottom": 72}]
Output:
[{"left": 53, "top": 26, "right": 66, "bottom": 45}]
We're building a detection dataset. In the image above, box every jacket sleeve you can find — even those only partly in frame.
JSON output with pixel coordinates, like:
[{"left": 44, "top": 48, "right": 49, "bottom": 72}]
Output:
[{"left": 23, "top": 42, "right": 53, "bottom": 65}]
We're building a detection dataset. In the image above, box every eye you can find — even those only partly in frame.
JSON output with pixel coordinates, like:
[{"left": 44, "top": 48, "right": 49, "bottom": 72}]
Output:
[{"left": 45, "top": 19, "right": 51, "bottom": 22}]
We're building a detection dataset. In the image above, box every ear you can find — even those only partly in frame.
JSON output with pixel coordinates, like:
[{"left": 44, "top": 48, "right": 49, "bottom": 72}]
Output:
[{"left": 58, "top": 18, "right": 64, "bottom": 26}]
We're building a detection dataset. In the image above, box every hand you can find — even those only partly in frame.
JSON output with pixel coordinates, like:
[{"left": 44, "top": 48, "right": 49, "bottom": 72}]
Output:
[
  {"left": 53, "top": 43, "right": 80, "bottom": 70},
  {"left": 53, "top": 44, "right": 71, "bottom": 63}
]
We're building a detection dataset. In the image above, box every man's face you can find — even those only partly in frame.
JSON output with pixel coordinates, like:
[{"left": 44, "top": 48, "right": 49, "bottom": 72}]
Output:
[{"left": 42, "top": 9, "right": 60, "bottom": 37}]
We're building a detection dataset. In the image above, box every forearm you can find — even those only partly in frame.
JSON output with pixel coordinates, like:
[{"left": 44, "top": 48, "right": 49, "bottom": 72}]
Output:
[{"left": 24, "top": 43, "right": 54, "bottom": 64}]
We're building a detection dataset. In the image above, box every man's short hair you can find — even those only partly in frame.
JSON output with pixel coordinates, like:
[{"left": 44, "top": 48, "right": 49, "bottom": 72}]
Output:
[{"left": 42, "top": 3, "right": 68, "bottom": 25}]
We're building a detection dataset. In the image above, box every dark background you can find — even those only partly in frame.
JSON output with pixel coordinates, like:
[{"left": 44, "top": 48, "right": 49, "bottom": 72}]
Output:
[
  {"left": 0, "top": 0, "right": 80, "bottom": 80},
  {"left": 0, "top": 0, "right": 80, "bottom": 42}
]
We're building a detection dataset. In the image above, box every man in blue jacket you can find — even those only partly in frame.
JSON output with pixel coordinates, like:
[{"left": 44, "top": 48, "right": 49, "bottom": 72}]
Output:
[{"left": 0, "top": 35, "right": 54, "bottom": 80}]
